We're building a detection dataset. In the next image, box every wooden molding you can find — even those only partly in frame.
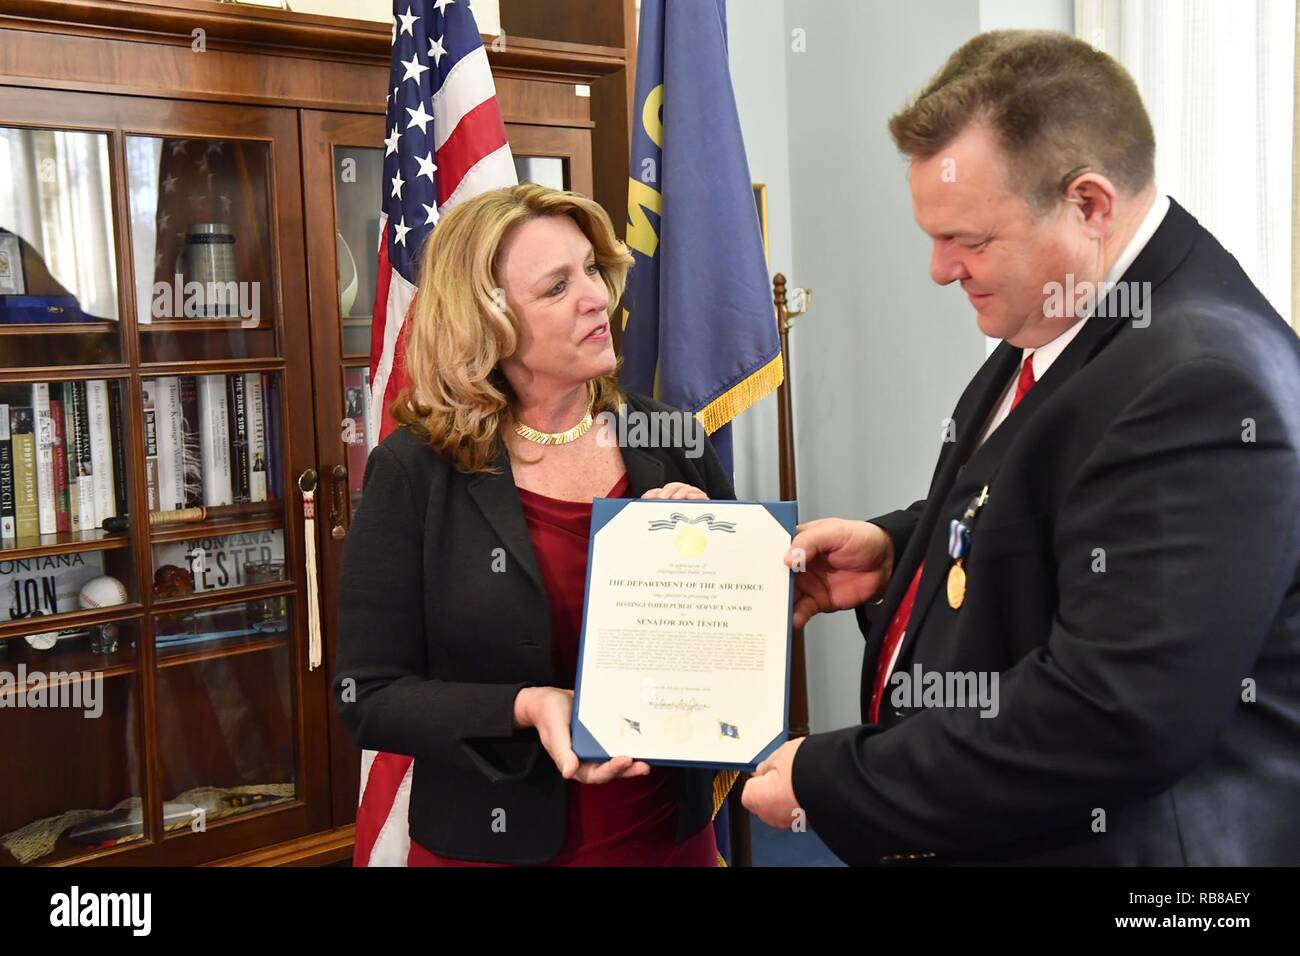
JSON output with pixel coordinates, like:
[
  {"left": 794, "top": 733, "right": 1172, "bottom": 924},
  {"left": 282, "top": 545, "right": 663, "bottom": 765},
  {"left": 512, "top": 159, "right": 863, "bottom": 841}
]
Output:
[
  {"left": 0, "top": 0, "right": 392, "bottom": 62},
  {"left": 204, "top": 825, "right": 355, "bottom": 866},
  {"left": 0, "top": 0, "right": 627, "bottom": 75}
]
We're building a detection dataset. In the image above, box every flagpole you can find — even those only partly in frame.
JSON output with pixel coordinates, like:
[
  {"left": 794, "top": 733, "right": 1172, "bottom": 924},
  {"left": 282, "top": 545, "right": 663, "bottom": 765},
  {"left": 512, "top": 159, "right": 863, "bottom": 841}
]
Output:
[
  {"left": 726, "top": 274, "right": 811, "bottom": 867},
  {"left": 774, "top": 273, "right": 810, "bottom": 738}
]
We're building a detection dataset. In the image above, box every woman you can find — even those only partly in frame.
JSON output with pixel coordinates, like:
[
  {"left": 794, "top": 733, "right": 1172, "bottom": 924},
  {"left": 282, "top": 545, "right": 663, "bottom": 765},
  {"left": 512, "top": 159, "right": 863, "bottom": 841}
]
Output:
[{"left": 334, "top": 183, "right": 735, "bottom": 865}]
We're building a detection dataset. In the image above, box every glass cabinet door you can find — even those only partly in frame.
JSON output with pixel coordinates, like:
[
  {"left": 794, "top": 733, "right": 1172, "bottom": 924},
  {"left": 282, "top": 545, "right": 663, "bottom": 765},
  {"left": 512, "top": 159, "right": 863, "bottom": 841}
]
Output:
[
  {"left": 0, "top": 102, "right": 146, "bottom": 865},
  {"left": 0, "top": 87, "right": 327, "bottom": 865},
  {"left": 333, "top": 142, "right": 384, "bottom": 514},
  {"left": 300, "top": 110, "right": 386, "bottom": 825},
  {"left": 120, "top": 96, "right": 327, "bottom": 857}
]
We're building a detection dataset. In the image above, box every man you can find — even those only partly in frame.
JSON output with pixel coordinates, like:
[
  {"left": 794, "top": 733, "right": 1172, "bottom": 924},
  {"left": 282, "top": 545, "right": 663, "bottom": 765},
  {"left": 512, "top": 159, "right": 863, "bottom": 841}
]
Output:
[{"left": 742, "top": 30, "right": 1300, "bottom": 865}]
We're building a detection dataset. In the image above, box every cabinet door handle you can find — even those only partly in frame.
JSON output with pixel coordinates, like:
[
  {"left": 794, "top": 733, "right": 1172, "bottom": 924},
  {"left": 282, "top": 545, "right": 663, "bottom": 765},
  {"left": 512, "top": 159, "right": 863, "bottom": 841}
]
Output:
[{"left": 329, "top": 464, "right": 349, "bottom": 541}]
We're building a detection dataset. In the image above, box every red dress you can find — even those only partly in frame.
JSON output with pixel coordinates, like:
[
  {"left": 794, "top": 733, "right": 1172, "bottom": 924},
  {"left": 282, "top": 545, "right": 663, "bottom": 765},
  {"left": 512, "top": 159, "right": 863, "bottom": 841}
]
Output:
[{"left": 408, "top": 473, "right": 718, "bottom": 867}]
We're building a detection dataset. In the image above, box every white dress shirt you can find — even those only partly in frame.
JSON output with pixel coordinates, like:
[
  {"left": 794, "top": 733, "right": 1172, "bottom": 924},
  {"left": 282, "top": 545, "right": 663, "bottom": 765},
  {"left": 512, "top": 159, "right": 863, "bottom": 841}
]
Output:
[{"left": 977, "top": 192, "right": 1171, "bottom": 446}]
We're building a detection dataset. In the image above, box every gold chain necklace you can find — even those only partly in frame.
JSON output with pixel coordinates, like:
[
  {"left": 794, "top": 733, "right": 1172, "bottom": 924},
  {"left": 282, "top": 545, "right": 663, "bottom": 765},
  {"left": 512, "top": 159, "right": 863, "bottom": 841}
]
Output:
[{"left": 513, "top": 399, "right": 594, "bottom": 445}]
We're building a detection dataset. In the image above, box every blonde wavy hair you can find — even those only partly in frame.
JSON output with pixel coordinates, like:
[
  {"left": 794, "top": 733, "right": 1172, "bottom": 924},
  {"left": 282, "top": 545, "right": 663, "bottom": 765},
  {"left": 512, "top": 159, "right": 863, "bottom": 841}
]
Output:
[{"left": 391, "top": 183, "right": 632, "bottom": 473}]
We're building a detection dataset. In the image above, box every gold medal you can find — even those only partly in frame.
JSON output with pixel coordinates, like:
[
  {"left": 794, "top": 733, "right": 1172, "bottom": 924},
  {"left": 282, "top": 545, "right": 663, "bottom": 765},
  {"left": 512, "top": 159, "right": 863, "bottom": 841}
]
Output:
[{"left": 947, "top": 560, "right": 966, "bottom": 609}]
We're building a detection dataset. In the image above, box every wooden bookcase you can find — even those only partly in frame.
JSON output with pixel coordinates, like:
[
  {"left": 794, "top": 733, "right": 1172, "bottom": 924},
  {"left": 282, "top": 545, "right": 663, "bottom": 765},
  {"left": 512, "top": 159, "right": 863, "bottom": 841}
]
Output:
[{"left": 0, "top": 0, "right": 635, "bottom": 867}]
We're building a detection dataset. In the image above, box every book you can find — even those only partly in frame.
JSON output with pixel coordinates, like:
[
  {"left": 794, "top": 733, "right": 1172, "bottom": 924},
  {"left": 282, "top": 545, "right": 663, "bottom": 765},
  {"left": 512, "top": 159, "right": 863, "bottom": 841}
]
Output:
[
  {"left": 108, "top": 379, "right": 127, "bottom": 520},
  {"left": 141, "top": 378, "right": 160, "bottom": 512},
  {"left": 62, "top": 393, "right": 79, "bottom": 531},
  {"left": 178, "top": 376, "right": 203, "bottom": 508},
  {"left": 196, "top": 374, "right": 233, "bottom": 507},
  {"left": 71, "top": 380, "right": 97, "bottom": 531},
  {"left": 262, "top": 373, "right": 281, "bottom": 502},
  {"left": 10, "top": 407, "right": 37, "bottom": 541},
  {"left": 49, "top": 385, "right": 70, "bottom": 533},
  {"left": 245, "top": 372, "right": 267, "bottom": 503},
  {"left": 227, "top": 373, "right": 249, "bottom": 504},
  {"left": 85, "top": 379, "right": 116, "bottom": 524},
  {"left": 32, "top": 382, "right": 57, "bottom": 536},
  {"left": 154, "top": 377, "right": 185, "bottom": 511},
  {"left": 0, "top": 404, "right": 14, "bottom": 541},
  {"left": 361, "top": 369, "right": 375, "bottom": 455},
  {"left": 344, "top": 381, "right": 369, "bottom": 500}
]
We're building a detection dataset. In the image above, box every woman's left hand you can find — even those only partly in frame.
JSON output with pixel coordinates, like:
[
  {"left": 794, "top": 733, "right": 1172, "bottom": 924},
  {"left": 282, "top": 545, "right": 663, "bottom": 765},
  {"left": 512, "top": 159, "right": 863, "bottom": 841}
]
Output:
[{"left": 641, "top": 482, "right": 708, "bottom": 501}]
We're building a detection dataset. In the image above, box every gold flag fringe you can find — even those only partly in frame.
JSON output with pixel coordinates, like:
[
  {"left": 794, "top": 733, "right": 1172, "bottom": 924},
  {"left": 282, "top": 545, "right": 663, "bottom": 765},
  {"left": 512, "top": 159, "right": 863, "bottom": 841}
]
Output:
[{"left": 695, "top": 353, "right": 785, "bottom": 435}]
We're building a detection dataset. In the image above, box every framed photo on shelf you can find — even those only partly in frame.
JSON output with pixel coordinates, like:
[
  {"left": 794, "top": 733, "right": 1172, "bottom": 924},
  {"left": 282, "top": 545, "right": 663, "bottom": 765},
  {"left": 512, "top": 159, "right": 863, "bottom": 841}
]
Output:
[{"left": 0, "top": 232, "right": 25, "bottom": 295}]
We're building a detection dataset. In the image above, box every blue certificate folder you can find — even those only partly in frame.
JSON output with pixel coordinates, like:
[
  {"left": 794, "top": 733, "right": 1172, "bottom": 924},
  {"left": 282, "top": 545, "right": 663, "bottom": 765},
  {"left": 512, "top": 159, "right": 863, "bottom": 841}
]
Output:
[{"left": 571, "top": 498, "right": 797, "bottom": 772}]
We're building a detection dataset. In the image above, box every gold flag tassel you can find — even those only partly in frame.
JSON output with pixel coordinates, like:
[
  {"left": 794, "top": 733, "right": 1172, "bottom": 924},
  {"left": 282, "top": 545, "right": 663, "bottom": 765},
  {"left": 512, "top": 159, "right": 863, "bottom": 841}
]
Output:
[
  {"left": 712, "top": 769, "right": 740, "bottom": 867},
  {"left": 299, "top": 470, "right": 323, "bottom": 670},
  {"left": 696, "top": 353, "right": 785, "bottom": 435}
]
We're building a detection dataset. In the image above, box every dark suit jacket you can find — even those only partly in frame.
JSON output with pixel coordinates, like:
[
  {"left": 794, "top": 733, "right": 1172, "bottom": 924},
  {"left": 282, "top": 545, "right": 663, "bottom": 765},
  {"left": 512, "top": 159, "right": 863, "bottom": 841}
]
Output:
[
  {"left": 333, "top": 392, "right": 734, "bottom": 864},
  {"left": 792, "top": 198, "right": 1300, "bottom": 865}
]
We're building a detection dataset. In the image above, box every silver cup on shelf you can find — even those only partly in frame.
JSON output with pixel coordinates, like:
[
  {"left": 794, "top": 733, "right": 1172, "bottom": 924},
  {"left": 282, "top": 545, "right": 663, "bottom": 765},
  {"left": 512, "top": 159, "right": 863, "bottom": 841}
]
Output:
[{"left": 174, "top": 222, "right": 237, "bottom": 318}]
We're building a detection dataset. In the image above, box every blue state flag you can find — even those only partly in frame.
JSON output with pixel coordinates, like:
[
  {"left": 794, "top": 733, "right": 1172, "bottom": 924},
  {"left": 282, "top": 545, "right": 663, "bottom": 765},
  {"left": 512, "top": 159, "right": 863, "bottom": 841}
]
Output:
[
  {"left": 620, "top": 0, "right": 783, "bottom": 473},
  {"left": 622, "top": 0, "right": 782, "bottom": 865}
]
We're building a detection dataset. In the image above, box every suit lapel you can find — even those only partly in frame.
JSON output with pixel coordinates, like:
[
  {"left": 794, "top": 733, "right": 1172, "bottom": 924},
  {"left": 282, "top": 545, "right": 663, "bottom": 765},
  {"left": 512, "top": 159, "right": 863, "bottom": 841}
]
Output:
[
  {"left": 898, "top": 316, "right": 1130, "bottom": 647},
  {"left": 930, "top": 342, "right": 1022, "bottom": 500},
  {"left": 620, "top": 444, "right": 667, "bottom": 497},
  {"left": 467, "top": 449, "right": 544, "bottom": 594}
]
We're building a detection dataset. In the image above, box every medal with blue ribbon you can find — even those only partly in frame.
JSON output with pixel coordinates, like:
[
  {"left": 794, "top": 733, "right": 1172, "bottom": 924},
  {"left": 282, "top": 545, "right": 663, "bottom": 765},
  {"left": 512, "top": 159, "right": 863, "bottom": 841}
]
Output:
[{"left": 947, "top": 484, "right": 989, "bottom": 609}]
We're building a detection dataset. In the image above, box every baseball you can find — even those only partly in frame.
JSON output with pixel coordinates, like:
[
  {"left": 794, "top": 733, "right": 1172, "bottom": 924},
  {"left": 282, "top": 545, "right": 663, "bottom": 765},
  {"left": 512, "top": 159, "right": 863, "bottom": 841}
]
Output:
[{"left": 78, "top": 575, "right": 128, "bottom": 609}]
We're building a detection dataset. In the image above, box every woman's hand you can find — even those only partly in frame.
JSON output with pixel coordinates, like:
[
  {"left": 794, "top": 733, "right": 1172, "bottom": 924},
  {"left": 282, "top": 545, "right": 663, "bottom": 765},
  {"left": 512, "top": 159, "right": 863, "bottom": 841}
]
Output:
[
  {"left": 513, "top": 687, "right": 651, "bottom": 783},
  {"left": 641, "top": 482, "right": 708, "bottom": 500}
]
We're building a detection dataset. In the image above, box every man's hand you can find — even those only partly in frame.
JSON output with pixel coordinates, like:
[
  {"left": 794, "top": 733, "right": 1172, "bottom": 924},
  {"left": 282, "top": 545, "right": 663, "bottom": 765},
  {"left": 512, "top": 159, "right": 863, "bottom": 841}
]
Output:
[
  {"left": 741, "top": 737, "right": 805, "bottom": 829},
  {"left": 786, "top": 519, "right": 895, "bottom": 628}
]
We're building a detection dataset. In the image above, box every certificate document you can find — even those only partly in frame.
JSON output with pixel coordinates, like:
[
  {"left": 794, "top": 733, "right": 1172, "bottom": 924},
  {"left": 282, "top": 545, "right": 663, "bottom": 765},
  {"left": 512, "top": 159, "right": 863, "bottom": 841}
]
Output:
[{"left": 571, "top": 498, "right": 796, "bottom": 771}]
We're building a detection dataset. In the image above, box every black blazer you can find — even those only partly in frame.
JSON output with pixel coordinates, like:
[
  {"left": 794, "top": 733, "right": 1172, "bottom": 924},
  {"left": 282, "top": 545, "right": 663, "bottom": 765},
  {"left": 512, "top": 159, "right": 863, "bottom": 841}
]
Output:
[
  {"left": 333, "top": 392, "right": 734, "bottom": 864},
  {"left": 792, "top": 198, "right": 1300, "bottom": 865}
]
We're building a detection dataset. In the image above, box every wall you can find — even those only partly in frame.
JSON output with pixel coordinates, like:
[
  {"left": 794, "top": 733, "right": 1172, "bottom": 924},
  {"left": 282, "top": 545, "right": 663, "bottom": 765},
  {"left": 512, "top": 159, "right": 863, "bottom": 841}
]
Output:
[
  {"left": 727, "top": 0, "right": 1072, "bottom": 732},
  {"left": 727, "top": 0, "right": 791, "bottom": 508}
]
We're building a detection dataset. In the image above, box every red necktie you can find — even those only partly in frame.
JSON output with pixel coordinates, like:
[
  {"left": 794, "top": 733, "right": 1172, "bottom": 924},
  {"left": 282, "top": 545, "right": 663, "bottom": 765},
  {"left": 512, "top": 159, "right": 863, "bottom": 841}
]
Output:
[
  {"left": 1010, "top": 351, "right": 1036, "bottom": 411},
  {"left": 866, "top": 353, "right": 1036, "bottom": 722}
]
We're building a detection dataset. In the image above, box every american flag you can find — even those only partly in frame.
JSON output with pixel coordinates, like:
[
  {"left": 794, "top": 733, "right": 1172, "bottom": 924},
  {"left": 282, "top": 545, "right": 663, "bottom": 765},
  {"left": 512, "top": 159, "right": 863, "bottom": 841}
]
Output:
[{"left": 358, "top": 0, "right": 516, "bottom": 868}]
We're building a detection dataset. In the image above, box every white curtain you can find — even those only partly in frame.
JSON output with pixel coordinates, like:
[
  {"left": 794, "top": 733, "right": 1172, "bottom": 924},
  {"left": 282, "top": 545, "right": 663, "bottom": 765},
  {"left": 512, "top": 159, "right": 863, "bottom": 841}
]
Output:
[
  {"left": 125, "top": 136, "right": 162, "bottom": 327},
  {"left": 0, "top": 127, "right": 118, "bottom": 320},
  {"left": 1076, "top": 0, "right": 1296, "bottom": 324}
]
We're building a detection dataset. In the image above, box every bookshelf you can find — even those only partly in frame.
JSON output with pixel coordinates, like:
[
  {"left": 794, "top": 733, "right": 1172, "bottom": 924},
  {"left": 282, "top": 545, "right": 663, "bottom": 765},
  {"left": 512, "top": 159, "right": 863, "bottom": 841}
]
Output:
[
  {"left": 0, "top": 0, "right": 636, "bottom": 867},
  {"left": 0, "top": 85, "right": 315, "bottom": 868}
]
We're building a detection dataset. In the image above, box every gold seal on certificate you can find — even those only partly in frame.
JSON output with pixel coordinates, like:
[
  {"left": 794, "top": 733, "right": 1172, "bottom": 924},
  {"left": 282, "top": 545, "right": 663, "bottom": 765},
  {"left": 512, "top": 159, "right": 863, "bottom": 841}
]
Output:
[{"left": 571, "top": 498, "right": 796, "bottom": 771}]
